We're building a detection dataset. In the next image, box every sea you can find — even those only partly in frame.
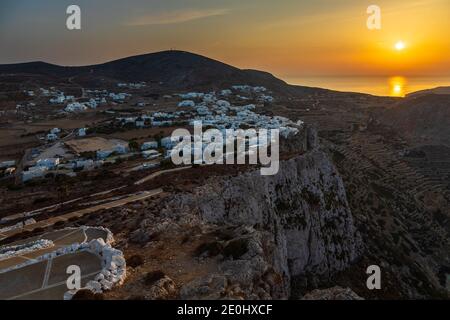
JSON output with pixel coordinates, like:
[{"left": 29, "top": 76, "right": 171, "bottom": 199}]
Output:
[{"left": 284, "top": 76, "right": 450, "bottom": 97}]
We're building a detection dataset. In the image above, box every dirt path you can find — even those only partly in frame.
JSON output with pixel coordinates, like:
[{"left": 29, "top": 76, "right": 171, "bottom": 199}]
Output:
[{"left": 135, "top": 166, "right": 192, "bottom": 185}]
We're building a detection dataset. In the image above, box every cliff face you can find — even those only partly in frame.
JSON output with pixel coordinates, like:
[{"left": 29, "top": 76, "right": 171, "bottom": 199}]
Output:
[{"left": 160, "top": 135, "right": 362, "bottom": 299}]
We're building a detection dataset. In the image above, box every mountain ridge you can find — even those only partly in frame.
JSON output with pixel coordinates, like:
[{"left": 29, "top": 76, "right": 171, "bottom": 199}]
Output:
[{"left": 0, "top": 50, "right": 335, "bottom": 95}]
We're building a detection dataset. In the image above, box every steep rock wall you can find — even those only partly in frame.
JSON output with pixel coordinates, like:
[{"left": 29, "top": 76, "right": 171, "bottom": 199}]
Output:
[{"left": 162, "top": 146, "right": 361, "bottom": 298}]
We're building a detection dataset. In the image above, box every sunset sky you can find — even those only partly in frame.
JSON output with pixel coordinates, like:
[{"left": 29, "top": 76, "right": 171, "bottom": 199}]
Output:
[{"left": 0, "top": 0, "right": 449, "bottom": 95}]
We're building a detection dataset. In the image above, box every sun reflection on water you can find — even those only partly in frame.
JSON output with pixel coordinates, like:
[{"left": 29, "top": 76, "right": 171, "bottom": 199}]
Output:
[{"left": 389, "top": 76, "right": 407, "bottom": 97}]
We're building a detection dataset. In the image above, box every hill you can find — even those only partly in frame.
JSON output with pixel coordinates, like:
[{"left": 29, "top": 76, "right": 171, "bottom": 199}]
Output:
[
  {"left": 406, "top": 86, "right": 450, "bottom": 98},
  {"left": 381, "top": 93, "right": 450, "bottom": 145},
  {"left": 0, "top": 51, "right": 331, "bottom": 96}
]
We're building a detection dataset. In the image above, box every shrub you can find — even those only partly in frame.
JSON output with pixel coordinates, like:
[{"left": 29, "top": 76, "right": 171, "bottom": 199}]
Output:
[
  {"left": 54, "top": 220, "right": 66, "bottom": 227},
  {"left": 127, "top": 254, "right": 144, "bottom": 268},
  {"left": 193, "top": 241, "right": 223, "bottom": 257},
  {"left": 144, "top": 270, "right": 165, "bottom": 287},
  {"left": 223, "top": 238, "right": 249, "bottom": 259}
]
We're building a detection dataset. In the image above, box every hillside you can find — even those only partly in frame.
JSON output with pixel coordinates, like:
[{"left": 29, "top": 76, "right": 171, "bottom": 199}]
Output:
[
  {"left": 406, "top": 86, "right": 450, "bottom": 98},
  {"left": 381, "top": 93, "right": 450, "bottom": 146}
]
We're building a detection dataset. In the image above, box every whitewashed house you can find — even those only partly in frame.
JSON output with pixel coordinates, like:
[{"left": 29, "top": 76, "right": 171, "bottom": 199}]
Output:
[
  {"left": 75, "top": 159, "right": 95, "bottom": 169},
  {"left": 135, "top": 117, "right": 145, "bottom": 128},
  {"left": 36, "top": 158, "right": 60, "bottom": 169},
  {"left": 46, "top": 133, "right": 58, "bottom": 141},
  {"left": 141, "top": 141, "right": 159, "bottom": 151},
  {"left": 65, "top": 102, "right": 87, "bottom": 113},
  {"left": 180, "top": 92, "right": 203, "bottom": 99},
  {"left": 216, "top": 100, "right": 231, "bottom": 109},
  {"left": 22, "top": 166, "right": 48, "bottom": 182},
  {"left": 50, "top": 95, "right": 65, "bottom": 104},
  {"left": 78, "top": 128, "right": 87, "bottom": 137},
  {"left": 0, "top": 160, "right": 15, "bottom": 169},
  {"left": 203, "top": 94, "right": 216, "bottom": 104},
  {"left": 142, "top": 150, "right": 161, "bottom": 160},
  {"left": 160, "top": 137, "right": 173, "bottom": 149},
  {"left": 114, "top": 144, "right": 129, "bottom": 154},
  {"left": 97, "top": 150, "right": 113, "bottom": 159},
  {"left": 178, "top": 100, "right": 196, "bottom": 108},
  {"left": 50, "top": 128, "right": 61, "bottom": 134},
  {"left": 86, "top": 99, "right": 98, "bottom": 109}
]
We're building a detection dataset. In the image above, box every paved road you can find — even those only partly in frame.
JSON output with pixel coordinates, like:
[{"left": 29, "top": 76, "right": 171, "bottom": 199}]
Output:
[
  {"left": 1, "top": 185, "right": 127, "bottom": 223},
  {"left": 0, "top": 189, "right": 162, "bottom": 241}
]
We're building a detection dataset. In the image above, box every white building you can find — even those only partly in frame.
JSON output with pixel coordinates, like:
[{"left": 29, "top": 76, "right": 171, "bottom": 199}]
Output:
[
  {"left": 97, "top": 150, "right": 113, "bottom": 159},
  {"left": 22, "top": 166, "right": 48, "bottom": 182},
  {"left": 50, "top": 95, "right": 65, "bottom": 104},
  {"left": 180, "top": 92, "right": 203, "bottom": 99},
  {"left": 46, "top": 133, "right": 58, "bottom": 141},
  {"left": 0, "top": 161, "right": 15, "bottom": 169},
  {"left": 65, "top": 102, "right": 87, "bottom": 113},
  {"left": 259, "top": 95, "right": 274, "bottom": 103},
  {"left": 178, "top": 100, "right": 196, "bottom": 108},
  {"left": 109, "top": 93, "right": 130, "bottom": 101},
  {"left": 142, "top": 150, "right": 161, "bottom": 160},
  {"left": 75, "top": 159, "right": 95, "bottom": 169},
  {"left": 40, "top": 88, "right": 50, "bottom": 96},
  {"left": 86, "top": 99, "right": 98, "bottom": 109},
  {"left": 216, "top": 100, "right": 231, "bottom": 109},
  {"left": 161, "top": 137, "right": 174, "bottom": 149},
  {"left": 36, "top": 158, "right": 60, "bottom": 169},
  {"left": 135, "top": 118, "right": 146, "bottom": 128},
  {"left": 203, "top": 94, "right": 216, "bottom": 104},
  {"left": 114, "top": 144, "right": 129, "bottom": 154},
  {"left": 4, "top": 167, "right": 16, "bottom": 175},
  {"left": 78, "top": 128, "right": 87, "bottom": 137}
]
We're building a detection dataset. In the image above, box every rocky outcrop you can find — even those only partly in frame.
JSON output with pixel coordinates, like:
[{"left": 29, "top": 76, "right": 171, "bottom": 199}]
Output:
[
  {"left": 158, "top": 136, "right": 361, "bottom": 299},
  {"left": 145, "top": 276, "right": 178, "bottom": 300}
]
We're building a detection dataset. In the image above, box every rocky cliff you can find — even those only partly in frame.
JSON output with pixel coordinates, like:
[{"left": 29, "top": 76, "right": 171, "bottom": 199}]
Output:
[{"left": 148, "top": 130, "right": 363, "bottom": 299}]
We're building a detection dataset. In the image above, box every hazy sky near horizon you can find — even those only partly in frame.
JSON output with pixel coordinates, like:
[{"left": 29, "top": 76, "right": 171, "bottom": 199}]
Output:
[{"left": 0, "top": 0, "right": 449, "bottom": 79}]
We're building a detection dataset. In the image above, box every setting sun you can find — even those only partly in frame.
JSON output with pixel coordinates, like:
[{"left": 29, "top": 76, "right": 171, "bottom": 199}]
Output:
[{"left": 395, "top": 41, "right": 406, "bottom": 51}]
